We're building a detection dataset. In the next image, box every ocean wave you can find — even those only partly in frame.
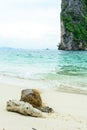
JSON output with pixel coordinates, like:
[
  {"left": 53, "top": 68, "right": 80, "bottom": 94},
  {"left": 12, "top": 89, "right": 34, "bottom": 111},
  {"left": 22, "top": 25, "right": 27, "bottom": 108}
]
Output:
[
  {"left": 56, "top": 84, "right": 87, "bottom": 95},
  {"left": 0, "top": 48, "right": 87, "bottom": 91}
]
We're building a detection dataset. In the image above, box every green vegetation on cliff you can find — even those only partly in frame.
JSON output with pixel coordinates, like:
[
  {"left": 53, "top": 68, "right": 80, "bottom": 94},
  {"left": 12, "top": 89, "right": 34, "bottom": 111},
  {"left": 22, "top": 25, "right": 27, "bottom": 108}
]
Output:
[
  {"left": 60, "top": 0, "right": 87, "bottom": 50},
  {"left": 62, "top": 14, "right": 87, "bottom": 42}
]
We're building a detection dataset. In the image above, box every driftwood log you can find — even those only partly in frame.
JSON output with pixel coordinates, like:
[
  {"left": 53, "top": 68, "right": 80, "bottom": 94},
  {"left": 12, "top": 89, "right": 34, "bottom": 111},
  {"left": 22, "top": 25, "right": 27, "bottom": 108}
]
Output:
[{"left": 6, "top": 100, "right": 43, "bottom": 117}]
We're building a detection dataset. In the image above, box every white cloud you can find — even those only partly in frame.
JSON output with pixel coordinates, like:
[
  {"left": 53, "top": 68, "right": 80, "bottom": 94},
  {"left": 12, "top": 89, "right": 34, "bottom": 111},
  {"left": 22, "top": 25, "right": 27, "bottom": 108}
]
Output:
[
  {"left": 0, "top": 0, "right": 61, "bottom": 49},
  {"left": 0, "top": 22, "right": 56, "bottom": 39}
]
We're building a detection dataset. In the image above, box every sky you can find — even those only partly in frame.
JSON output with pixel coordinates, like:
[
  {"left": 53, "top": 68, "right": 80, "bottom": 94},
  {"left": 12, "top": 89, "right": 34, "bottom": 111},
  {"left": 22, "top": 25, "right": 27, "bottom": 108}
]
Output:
[{"left": 0, "top": 0, "right": 61, "bottom": 49}]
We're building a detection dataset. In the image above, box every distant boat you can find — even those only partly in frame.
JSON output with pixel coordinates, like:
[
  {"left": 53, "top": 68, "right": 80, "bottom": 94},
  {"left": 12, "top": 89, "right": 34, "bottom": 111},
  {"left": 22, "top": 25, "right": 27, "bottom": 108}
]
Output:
[{"left": 46, "top": 48, "right": 49, "bottom": 50}]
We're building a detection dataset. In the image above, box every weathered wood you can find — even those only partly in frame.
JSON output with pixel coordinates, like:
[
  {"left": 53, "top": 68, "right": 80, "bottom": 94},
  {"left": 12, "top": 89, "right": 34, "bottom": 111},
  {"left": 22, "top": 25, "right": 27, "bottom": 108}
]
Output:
[{"left": 6, "top": 100, "right": 43, "bottom": 117}]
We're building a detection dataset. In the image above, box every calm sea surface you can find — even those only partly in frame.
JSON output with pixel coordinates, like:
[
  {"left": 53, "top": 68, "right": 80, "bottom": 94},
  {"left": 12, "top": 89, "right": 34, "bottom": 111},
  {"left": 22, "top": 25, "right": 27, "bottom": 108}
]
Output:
[{"left": 0, "top": 48, "right": 87, "bottom": 91}]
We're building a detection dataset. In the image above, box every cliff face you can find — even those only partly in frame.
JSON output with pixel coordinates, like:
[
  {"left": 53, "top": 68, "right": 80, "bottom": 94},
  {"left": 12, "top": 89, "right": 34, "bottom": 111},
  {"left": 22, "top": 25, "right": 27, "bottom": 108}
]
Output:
[{"left": 59, "top": 0, "right": 87, "bottom": 50}]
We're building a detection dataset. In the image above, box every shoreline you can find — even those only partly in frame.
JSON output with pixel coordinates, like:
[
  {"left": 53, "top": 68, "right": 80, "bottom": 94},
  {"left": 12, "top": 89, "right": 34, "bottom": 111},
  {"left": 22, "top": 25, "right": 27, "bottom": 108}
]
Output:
[
  {"left": 0, "top": 75, "right": 87, "bottom": 95},
  {"left": 0, "top": 78, "right": 87, "bottom": 130}
]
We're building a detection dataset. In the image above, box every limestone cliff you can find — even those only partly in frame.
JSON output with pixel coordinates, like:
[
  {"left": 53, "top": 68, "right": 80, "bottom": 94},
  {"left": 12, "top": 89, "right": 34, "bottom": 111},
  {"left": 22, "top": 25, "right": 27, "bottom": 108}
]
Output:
[{"left": 59, "top": 0, "right": 87, "bottom": 50}]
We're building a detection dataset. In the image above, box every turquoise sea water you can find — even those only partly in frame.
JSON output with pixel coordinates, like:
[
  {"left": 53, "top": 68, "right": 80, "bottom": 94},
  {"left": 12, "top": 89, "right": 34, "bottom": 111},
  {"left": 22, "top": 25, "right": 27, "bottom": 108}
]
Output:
[{"left": 0, "top": 48, "right": 87, "bottom": 91}]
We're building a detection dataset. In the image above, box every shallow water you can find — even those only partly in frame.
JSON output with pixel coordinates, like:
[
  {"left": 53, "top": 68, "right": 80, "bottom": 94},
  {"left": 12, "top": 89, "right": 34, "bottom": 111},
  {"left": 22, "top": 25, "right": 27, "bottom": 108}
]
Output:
[{"left": 0, "top": 48, "right": 87, "bottom": 91}]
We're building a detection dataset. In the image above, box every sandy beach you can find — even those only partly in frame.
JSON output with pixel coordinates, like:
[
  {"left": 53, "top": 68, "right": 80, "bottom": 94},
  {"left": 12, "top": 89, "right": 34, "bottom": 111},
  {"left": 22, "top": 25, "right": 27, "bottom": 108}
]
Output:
[{"left": 0, "top": 79, "right": 87, "bottom": 130}]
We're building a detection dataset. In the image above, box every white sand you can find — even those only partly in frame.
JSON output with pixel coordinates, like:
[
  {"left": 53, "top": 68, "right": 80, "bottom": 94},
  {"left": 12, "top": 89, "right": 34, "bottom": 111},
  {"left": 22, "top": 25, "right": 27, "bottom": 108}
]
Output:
[{"left": 0, "top": 81, "right": 87, "bottom": 130}]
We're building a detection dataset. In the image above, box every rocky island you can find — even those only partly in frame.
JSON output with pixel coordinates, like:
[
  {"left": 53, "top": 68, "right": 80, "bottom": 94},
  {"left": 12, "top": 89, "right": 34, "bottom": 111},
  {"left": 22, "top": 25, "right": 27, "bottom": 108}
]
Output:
[{"left": 59, "top": 0, "right": 87, "bottom": 50}]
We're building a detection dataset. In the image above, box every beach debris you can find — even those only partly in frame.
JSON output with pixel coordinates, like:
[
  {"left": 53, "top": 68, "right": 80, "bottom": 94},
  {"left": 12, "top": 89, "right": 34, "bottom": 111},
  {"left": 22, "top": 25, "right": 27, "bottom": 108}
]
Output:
[
  {"left": 32, "top": 128, "right": 37, "bottom": 130},
  {"left": 20, "top": 89, "right": 54, "bottom": 113},
  {"left": 20, "top": 89, "right": 42, "bottom": 108},
  {"left": 6, "top": 100, "right": 43, "bottom": 117},
  {"left": 6, "top": 89, "right": 54, "bottom": 117},
  {"left": 38, "top": 106, "right": 54, "bottom": 113}
]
